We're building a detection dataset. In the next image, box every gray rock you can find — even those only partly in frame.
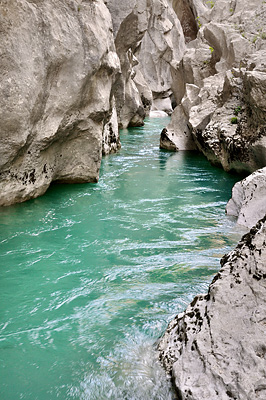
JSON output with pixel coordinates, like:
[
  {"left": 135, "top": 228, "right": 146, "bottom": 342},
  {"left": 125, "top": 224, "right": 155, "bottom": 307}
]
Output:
[
  {"left": 136, "top": 0, "right": 186, "bottom": 106},
  {"left": 226, "top": 167, "right": 266, "bottom": 228},
  {"left": 160, "top": 104, "right": 197, "bottom": 151},
  {"left": 111, "top": 1, "right": 150, "bottom": 128},
  {"left": 107, "top": 0, "right": 186, "bottom": 127},
  {"left": 168, "top": 0, "right": 266, "bottom": 172},
  {"left": 158, "top": 216, "right": 266, "bottom": 400},
  {"left": 172, "top": 0, "right": 198, "bottom": 43},
  {"left": 0, "top": 0, "right": 120, "bottom": 206}
]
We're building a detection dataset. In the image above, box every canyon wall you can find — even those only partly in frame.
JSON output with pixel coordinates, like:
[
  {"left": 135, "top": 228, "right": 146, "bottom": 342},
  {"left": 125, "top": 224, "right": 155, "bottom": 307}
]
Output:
[
  {"left": 1, "top": 0, "right": 265, "bottom": 203},
  {"left": 0, "top": 0, "right": 120, "bottom": 206},
  {"left": 1, "top": 1, "right": 266, "bottom": 397},
  {"left": 159, "top": 216, "right": 266, "bottom": 400},
  {"left": 105, "top": 0, "right": 186, "bottom": 127},
  {"left": 0, "top": 0, "right": 187, "bottom": 205},
  {"left": 156, "top": 3, "right": 266, "bottom": 399},
  {"left": 226, "top": 167, "right": 266, "bottom": 228},
  {"left": 161, "top": 0, "right": 266, "bottom": 175}
]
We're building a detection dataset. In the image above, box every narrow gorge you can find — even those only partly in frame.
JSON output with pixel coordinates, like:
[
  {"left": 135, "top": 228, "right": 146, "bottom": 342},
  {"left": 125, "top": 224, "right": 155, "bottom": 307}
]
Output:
[{"left": 0, "top": 1, "right": 266, "bottom": 399}]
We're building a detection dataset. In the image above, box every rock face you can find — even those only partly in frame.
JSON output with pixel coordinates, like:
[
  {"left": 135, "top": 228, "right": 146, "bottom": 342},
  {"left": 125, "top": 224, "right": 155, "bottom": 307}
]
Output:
[
  {"left": 2, "top": 0, "right": 266, "bottom": 205},
  {"left": 106, "top": 0, "right": 150, "bottom": 128},
  {"left": 0, "top": 0, "right": 120, "bottom": 206},
  {"left": 158, "top": 216, "right": 266, "bottom": 400},
  {"left": 161, "top": 0, "right": 266, "bottom": 170},
  {"left": 135, "top": 0, "right": 186, "bottom": 115},
  {"left": 106, "top": 0, "right": 186, "bottom": 127},
  {"left": 226, "top": 167, "right": 266, "bottom": 229},
  {"left": 0, "top": 0, "right": 187, "bottom": 205}
]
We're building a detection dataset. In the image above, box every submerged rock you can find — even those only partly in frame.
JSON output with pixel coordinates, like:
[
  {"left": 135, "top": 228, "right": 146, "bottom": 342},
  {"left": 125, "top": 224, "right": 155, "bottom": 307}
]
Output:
[
  {"left": 226, "top": 167, "right": 266, "bottom": 228},
  {"left": 158, "top": 216, "right": 266, "bottom": 400},
  {"left": 0, "top": 0, "right": 120, "bottom": 206}
]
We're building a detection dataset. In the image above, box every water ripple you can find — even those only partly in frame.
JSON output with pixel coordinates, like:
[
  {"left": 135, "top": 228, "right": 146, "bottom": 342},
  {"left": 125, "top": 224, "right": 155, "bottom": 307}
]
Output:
[{"left": 0, "top": 117, "right": 241, "bottom": 400}]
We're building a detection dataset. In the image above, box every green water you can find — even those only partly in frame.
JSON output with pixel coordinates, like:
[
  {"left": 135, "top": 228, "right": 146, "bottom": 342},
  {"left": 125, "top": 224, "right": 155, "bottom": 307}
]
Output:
[{"left": 0, "top": 118, "right": 242, "bottom": 400}]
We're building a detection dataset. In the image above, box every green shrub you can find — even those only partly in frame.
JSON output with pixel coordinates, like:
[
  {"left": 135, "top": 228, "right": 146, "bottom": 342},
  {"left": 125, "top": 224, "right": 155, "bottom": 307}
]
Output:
[
  {"left": 234, "top": 106, "right": 242, "bottom": 116},
  {"left": 196, "top": 16, "right": 202, "bottom": 28},
  {"left": 231, "top": 117, "right": 238, "bottom": 124}
]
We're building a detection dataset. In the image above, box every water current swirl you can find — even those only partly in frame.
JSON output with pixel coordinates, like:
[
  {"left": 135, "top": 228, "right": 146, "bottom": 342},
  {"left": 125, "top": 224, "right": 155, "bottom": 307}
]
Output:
[{"left": 0, "top": 117, "right": 244, "bottom": 399}]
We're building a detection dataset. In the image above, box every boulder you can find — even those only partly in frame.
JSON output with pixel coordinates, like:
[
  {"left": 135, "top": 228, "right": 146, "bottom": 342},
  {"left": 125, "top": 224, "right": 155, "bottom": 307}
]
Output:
[
  {"left": 158, "top": 216, "right": 266, "bottom": 400},
  {"left": 226, "top": 167, "right": 266, "bottom": 228},
  {"left": 0, "top": 0, "right": 120, "bottom": 206},
  {"left": 160, "top": 104, "right": 197, "bottom": 151}
]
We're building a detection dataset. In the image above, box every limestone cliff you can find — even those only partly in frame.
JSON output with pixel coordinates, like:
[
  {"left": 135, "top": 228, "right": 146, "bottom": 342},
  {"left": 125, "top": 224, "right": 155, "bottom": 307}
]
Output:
[
  {"left": 0, "top": 0, "right": 186, "bottom": 205},
  {"left": 106, "top": 0, "right": 186, "bottom": 127},
  {"left": 161, "top": 0, "right": 266, "bottom": 175},
  {"left": 0, "top": 0, "right": 120, "bottom": 206},
  {"left": 2, "top": 0, "right": 266, "bottom": 205},
  {"left": 158, "top": 216, "right": 266, "bottom": 400},
  {"left": 226, "top": 167, "right": 266, "bottom": 228}
]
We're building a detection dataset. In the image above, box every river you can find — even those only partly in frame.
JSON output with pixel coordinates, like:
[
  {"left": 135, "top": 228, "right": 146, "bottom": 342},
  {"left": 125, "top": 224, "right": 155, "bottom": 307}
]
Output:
[{"left": 0, "top": 117, "right": 242, "bottom": 399}]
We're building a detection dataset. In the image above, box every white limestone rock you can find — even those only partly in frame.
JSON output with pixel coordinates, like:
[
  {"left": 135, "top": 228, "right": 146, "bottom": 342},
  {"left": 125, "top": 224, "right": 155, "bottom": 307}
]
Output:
[
  {"left": 102, "top": 100, "right": 121, "bottom": 156},
  {"left": 171, "top": 0, "right": 198, "bottom": 43},
  {"left": 151, "top": 97, "right": 173, "bottom": 116},
  {"left": 150, "top": 110, "right": 169, "bottom": 118},
  {"left": 137, "top": 0, "right": 186, "bottom": 105},
  {"left": 107, "top": 0, "right": 186, "bottom": 127},
  {"left": 160, "top": 104, "right": 197, "bottom": 151},
  {"left": 107, "top": 1, "right": 150, "bottom": 128},
  {"left": 134, "top": 68, "right": 153, "bottom": 117},
  {"left": 226, "top": 168, "right": 266, "bottom": 228},
  {"left": 0, "top": 0, "right": 120, "bottom": 206},
  {"left": 158, "top": 216, "right": 266, "bottom": 400},
  {"left": 168, "top": 0, "right": 266, "bottom": 172}
]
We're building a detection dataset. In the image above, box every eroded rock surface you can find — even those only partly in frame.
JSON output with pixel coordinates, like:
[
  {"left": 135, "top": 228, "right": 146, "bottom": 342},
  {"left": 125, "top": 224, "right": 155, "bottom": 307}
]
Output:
[
  {"left": 0, "top": 0, "right": 120, "bottom": 206},
  {"left": 161, "top": 0, "right": 266, "bottom": 170},
  {"left": 158, "top": 216, "right": 266, "bottom": 400},
  {"left": 226, "top": 167, "right": 266, "bottom": 228},
  {"left": 136, "top": 0, "right": 186, "bottom": 115},
  {"left": 106, "top": 0, "right": 186, "bottom": 127}
]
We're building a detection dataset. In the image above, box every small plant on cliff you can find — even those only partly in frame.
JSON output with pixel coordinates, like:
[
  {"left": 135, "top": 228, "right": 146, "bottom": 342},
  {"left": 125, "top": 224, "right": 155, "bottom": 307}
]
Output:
[
  {"left": 231, "top": 117, "right": 238, "bottom": 124},
  {"left": 206, "top": 0, "right": 215, "bottom": 8},
  {"left": 209, "top": 46, "right": 214, "bottom": 53},
  {"left": 234, "top": 106, "right": 242, "bottom": 116},
  {"left": 196, "top": 16, "right": 202, "bottom": 28}
]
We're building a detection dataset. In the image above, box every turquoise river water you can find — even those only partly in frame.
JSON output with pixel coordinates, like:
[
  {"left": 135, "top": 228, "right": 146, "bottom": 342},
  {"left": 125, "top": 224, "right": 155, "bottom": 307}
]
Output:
[{"left": 0, "top": 117, "right": 243, "bottom": 400}]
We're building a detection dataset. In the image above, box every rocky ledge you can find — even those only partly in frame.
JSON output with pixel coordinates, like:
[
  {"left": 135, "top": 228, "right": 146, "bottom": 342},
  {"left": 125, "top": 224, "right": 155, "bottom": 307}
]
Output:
[
  {"left": 161, "top": 0, "right": 266, "bottom": 174},
  {"left": 158, "top": 216, "right": 266, "bottom": 400},
  {"left": 226, "top": 167, "right": 266, "bottom": 229}
]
